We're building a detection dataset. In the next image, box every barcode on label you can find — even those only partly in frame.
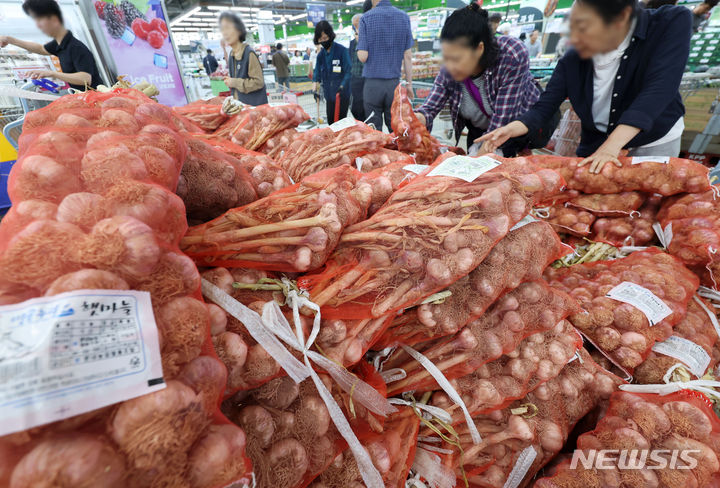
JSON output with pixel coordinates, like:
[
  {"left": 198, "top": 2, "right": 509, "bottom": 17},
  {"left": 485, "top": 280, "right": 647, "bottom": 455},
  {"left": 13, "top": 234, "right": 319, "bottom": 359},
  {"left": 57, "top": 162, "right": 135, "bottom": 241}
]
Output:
[{"left": 0, "top": 357, "right": 40, "bottom": 383}]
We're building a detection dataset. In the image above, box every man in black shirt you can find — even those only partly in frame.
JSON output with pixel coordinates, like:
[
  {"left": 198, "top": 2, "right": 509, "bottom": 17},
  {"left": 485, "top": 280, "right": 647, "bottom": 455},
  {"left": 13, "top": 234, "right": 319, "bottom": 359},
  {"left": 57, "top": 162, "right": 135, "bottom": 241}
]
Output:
[
  {"left": 203, "top": 49, "right": 219, "bottom": 77},
  {"left": 0, "top": 0, "right": 102, "bottom": 91}
]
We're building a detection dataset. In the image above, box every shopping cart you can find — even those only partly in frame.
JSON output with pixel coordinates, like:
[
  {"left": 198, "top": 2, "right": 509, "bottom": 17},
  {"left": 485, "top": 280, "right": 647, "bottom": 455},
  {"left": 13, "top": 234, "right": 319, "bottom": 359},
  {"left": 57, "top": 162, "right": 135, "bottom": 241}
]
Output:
[{"left": 267, "top": 80, "right": 326, "bottom": 126}]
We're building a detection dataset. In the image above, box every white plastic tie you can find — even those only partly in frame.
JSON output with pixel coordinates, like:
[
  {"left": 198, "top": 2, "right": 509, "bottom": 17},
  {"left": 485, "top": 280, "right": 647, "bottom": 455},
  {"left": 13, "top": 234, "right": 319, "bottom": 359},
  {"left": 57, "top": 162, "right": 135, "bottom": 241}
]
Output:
[
  {"left": 531, "top": 207, "right": 550, "bottom": 219},
  {"left": 410, "top": 447, "right": 456, "bottom": 488},
  {"left": 629, "top": 210, "right": 641, "bottom": 219},
  {"left": 620, "top": 378, "right": 720, "bottom": 400},
  {"left": 399, "top": 344, "right": 482, "bottom": 444},
  {"left": 381, "top": 368, "right": 407, "bottom": 383},
  {"left": 417, "top": 443, "right": 454, "bottom": 455}
]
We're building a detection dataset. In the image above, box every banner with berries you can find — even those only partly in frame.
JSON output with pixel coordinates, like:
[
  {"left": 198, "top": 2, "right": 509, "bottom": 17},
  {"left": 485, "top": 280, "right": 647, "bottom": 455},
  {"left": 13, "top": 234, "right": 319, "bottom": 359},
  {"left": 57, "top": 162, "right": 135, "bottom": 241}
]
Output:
[{"left": 92, "top": 0, "right": 187, "bottom": 106}]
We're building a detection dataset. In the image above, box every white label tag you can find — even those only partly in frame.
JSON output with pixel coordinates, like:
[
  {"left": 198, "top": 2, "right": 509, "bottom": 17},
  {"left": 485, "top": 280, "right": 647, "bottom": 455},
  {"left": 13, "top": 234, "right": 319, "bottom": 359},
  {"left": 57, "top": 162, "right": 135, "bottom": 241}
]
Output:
[
  {"left": 503, "top": 446, "right": 537, "bottom": 488},
  {"left": 329, "top": 117, "right": 357, "bottom": 132},
  {"left": 652, "top": 336, "right": 711, "bottom": 378},
  {"left": 607, "top": 282, "right": 673, "bottom": 326},
  {"left": 631, "top": 156, "right": 670, "bottom": 165},
  {"left": 267, "top": 102, "right": 290, "bottom": 107},
  {"left": 355, "top": 157, "right": 364, "bottom": 171},
  {"left": 510, "top": 214, "right": 539, "bottom": 231},
  {"left": 427, "top": 155, "right": 501, "bottom": 182},
  {"left": 403, "top": 164, "right": 429, "bottom": 175},
  {"left": 0, "top": 290, "right": 164, "bottom": 437}
]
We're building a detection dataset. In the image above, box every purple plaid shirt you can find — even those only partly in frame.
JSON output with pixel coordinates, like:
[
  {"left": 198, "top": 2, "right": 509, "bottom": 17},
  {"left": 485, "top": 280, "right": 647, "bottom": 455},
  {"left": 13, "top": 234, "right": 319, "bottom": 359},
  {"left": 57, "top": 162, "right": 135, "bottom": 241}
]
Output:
[{"left": 416, "top": 36, "right": 540, "bottom": 142}]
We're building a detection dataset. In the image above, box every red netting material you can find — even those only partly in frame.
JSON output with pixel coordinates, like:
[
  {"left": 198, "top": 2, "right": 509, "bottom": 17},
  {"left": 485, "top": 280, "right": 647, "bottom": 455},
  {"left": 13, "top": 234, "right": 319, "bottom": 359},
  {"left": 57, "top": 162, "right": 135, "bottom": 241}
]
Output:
[
  {"left": 275, "top": 123, "right": 391, "bottom": 182},
  {"left": 198, "top": 136, "right": 293, "bottom": 198},
  {"left": 376, "top": 220, "right": 569, "bottom": 347},
  {"left": 258, "top": 127, "right": 299, "bottom": 159},
  {"left": 390, "top": 83, "right": 441, "bottom": 164},
  {"left": 543, "top": 204, "right": 596, "bottom": 237},
  {"left": 176, "top": 135, "right": 258, "bottom": 222},
  {"left": 529, "top": 155, "right": 710, "bottom": 196},
  {"left": 308, "top": 406, "right": 420, "bottom": 488},
  {"left": 214, "top": 104, "right": 310, "bottom": 150},
  {"left": 182, "top": 165, "right": 372, "bottom": 272},
  {"left": 657, "top": 189, "right": 720, "bottom": 288},
  {"left": 358, "top": 160, "right": 422, "bottom": 216},
  {"left": 567, "top": 191, "right": 646, "bottom": 217},
  {"left": 634, "top": 295, "right": 719, "bottom": 384},
  {"left": 300, "top": 153, "right": 566, "bottom": 320},
  {"left": 545, "top": 248, "right": 699, "bottom": 373},
  {"left": 0, "top": 89, "right": 252, "bottom": 488},
  {"left": 382, "top": 280, "right": 579, "bottom": 395},
  {"left": 202, "top": 267, "right": 294, "bottom": 392},
  {"left": 173, "top": 100, "right": 229, "bottom": 132},
  {"left": 430, "top": 319, "right": 583, "bottom": 417},
  {"left": 425, "top": 348, "right": 623, "bottom": 487},
  {"left": 221, "top": 368, "right": 385, "bottom": 488},
  {"left": 591, "top": 195, "right": 661, "bottom": 247},
  {"left": 356, "top": 148, "right": 415, "bottom": 173},
  {"left": 316, "top": 315, "right": 394, "bottom": 367},
  {"left": 534, "top": 389, "right": 720, "bottom": 488}
]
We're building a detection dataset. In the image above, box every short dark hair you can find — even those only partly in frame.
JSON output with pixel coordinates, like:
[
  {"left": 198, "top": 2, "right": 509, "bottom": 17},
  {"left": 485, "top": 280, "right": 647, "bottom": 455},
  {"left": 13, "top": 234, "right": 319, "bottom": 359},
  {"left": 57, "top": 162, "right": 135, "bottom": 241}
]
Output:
[
  {"left": 313, "top": 20, "right": 335, "bottom": 45},
  {"left": 206, "top": 48, "right": 212, "bottom": 53},
  {"left": 576, "top": 0, "right": 636, "bottom": 23},
  {"left": 362, "top": 0, "right": 373, "bottom": 12},
  {"left": 22, "top": 0, "right": 63, "bottom": 23},
  {"left": 218, "top": 11, "right": 247, "bottom": 43},
  {"left": 645, "top": 0, "right": 677, "bottom": 7},
  {"left": 704, "top": 0, "right": 719, "bottom": 7},
  {"left": 441, "top": 4, "right": 499, "bottom": 70},
  {"left": 276, "top": 42, "right": 283, "bottom": 50},
  {"left": 489, "top": 13, "right": 503, "bottom": 23}
]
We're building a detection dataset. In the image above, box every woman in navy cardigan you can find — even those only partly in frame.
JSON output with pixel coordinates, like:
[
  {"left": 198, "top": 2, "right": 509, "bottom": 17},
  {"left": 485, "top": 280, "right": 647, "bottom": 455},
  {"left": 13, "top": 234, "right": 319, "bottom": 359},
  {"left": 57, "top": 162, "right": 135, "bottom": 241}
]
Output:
[{"left": 480, "top": 0, "right": 692, "bottom": 173}]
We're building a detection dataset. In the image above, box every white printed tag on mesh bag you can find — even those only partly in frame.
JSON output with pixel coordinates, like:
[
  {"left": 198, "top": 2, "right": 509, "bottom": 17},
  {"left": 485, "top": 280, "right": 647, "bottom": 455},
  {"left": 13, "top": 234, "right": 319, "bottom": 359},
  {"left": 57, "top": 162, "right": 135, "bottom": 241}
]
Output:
[
  {"left": 606, "top": 282, "right": 672, "bottom": 326},
  {"left": 427, "top": 155, "right": 501, "bottom": 182},
  {"left": 0, "top": 290, "right": 164, "bottom": 436},
  {"left": 652, "top": 335, "right": 711, "bottom": 378},
  {"left": 403, "top": 164, "right": 429, "bottom": 175}
]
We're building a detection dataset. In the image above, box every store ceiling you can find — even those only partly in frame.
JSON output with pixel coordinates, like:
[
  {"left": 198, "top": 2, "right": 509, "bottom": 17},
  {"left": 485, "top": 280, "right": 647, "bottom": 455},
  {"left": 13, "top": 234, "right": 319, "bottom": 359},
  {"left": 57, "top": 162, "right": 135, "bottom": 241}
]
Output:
[{"left": 165, "top": 0, "right": 363, "bottom": 31}]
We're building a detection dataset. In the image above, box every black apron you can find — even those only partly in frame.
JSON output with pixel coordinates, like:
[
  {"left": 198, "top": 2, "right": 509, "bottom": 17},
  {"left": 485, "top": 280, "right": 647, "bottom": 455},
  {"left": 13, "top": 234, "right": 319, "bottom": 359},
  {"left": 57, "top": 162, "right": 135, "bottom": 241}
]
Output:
[{"left": 229, "top": 45, "right": 269, "bottom": 106}]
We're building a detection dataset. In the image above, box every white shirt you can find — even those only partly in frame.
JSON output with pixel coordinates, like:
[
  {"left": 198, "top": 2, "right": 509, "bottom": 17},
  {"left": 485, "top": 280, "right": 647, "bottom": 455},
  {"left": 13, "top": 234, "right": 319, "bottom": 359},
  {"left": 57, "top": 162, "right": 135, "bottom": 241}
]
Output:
[
  {"left": 592, "top": 18, "right": 684, "bottom": 148},
  {"left": 592, "top": 18, "right": 636, "bottom": 133}
]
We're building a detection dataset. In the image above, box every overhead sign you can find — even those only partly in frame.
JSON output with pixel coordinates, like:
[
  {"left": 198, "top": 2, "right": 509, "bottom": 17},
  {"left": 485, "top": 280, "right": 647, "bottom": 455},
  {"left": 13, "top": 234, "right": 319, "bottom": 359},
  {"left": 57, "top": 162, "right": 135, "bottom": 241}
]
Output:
[{"left": 306, "top": 4, "right": 326, "bottom": 27}]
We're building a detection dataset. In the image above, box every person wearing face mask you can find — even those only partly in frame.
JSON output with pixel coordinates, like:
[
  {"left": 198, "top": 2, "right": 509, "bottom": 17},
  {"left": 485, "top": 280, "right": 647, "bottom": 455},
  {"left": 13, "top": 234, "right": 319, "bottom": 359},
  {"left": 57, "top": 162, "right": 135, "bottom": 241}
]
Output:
[
  {"left": 219, "top": 11, "right": 268, "bottom": 106},
  {"left": 348, "top": 14, "right": 365, "bottom": 120},
  {"left": 313, "top": 21, "right": 352, "bottom": 124},
  {"left": 414, "top": 5, "right": 553, "bottom": 156},
  {"left": 480, "top": 0, "right": 692, "bottom": 173}
]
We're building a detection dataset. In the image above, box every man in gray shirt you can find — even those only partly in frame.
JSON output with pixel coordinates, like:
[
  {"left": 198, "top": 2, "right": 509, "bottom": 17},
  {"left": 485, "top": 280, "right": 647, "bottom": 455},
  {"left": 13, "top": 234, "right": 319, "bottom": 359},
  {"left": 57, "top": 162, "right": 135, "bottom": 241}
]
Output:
[{"left": 525, "top": 30, "right": 542, "bottom": 58}]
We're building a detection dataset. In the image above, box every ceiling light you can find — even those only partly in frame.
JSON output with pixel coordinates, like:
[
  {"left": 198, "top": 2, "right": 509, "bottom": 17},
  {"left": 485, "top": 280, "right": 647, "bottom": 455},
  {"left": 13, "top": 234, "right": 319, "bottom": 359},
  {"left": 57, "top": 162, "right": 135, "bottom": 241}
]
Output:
[
  {"left": 346, "top": 0, "right": 364, "bottom": 4},
  {"left": 288, "top": 13, "right": 305, "bottom": 20},
  {"left": 170, "top": 6, "right": 200, "bottom": 26}
]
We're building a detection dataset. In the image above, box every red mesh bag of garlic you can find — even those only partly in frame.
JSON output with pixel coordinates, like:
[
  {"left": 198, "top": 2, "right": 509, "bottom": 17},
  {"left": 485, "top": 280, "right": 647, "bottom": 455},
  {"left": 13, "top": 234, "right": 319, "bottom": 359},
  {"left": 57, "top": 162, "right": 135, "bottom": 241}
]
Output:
[
  {"left": 214, "top": 103, "right": 310, "bottom": 150},
  {"left": 199, "top": 136, "right": 293, "bottom": 198},
  {"left": 390, "top": 83, "right": 442, "bottom": 164},
  {"left": 566, "top": 191, "right": 646, "bottom": 217},
  {"left": 358, "top": 160, "right": 425, "bottom": 216},
  {"left": 221, "top": 366, "right": 392, "bottom": 488},
  {"left": 0, "top": 89, "right": 252, "bottom": 488},
  {"left": 535, "top": 389, "right": 720, "bottom": 488},
  {"left": 376, "top": 220, "right": 569, "bottom": 347},
  {"left": 545, "top": 248, "right": 699, "bottom": 374},
  {"left": 173, "top": 99, "right": 229, "bottom": 132},
  {"left": 415, "top": 348, "right": 623, "bottom": 488},
  {"left": 182, "top": 165, "right": 372, "bottom": 272},
  {"left": 591, "top": 195, "right": 661, "bottom": 247},
  {"left": 381, "top": 280, "right": 579, "bottom": 396},
  {"left": 633, "top": 295, "right": 720, "bottom": 384},
  {"left": 529, "top": 155, "right": 711, "bottom": 196},
  {"left": 355, "top": 148, "right": 415, "bottom": 173},
  {"left": 541, "top": 204, "right": 596, "bottom": 237},
  {"left": 275, "top": 122, "right": 390, "bottom": 182},
  {"left": 175, "top": 135, "right": 258, "bottom": 222},
  {"left": 300, "top": 153, "right": 566, "bottom": 320},
  {"left": 429, "top": 319, "right": 583, "bottom": 417},
  {"left": 308, "top": 406, "right": 421, "bottom": 488},
  {"left": 258, "top": 127, "right": 298, "bottom": 159}
]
